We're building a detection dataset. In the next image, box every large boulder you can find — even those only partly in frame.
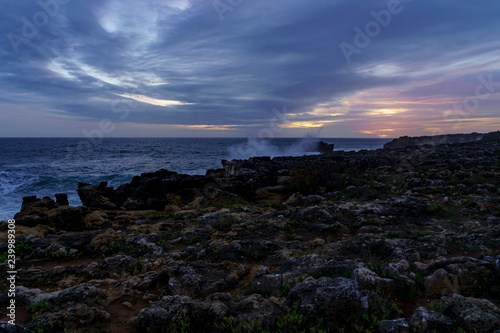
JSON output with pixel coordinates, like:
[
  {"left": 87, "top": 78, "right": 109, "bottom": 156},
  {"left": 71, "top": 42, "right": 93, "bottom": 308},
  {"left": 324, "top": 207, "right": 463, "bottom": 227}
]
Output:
[
  {"left": 424, "top": 268, "right": 460, "bottom": 296},
  {"left": 287, "top": 276, "right": 361, "bottom": 317},
  {"left": 441, "top": 293, "right": 500, "bottom": 332},
  {"left": 77, "top": 182, "right": 118, "bottom": 210},
  {"left": 352, "top": 263, "right": 396, "bottom": 295},
  {"left": 409, "top": 307, "right": 453, "bottom": 333}
]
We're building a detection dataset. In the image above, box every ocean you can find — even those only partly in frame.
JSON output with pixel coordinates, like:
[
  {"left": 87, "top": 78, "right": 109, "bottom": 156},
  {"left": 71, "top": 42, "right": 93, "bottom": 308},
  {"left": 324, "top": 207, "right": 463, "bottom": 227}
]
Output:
[{"left": 0, "top": 137, "right": 391, "bottom": 220}]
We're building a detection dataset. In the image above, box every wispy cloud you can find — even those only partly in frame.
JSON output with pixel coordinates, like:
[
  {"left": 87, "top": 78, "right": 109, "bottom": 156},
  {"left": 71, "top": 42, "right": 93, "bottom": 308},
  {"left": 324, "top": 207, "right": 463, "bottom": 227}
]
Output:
[
  {"left": 115, "top": 93, "right": 194, "bottom": 107},
  {"left": 1, "top": 0, "right": 499, "bottom": 137}
]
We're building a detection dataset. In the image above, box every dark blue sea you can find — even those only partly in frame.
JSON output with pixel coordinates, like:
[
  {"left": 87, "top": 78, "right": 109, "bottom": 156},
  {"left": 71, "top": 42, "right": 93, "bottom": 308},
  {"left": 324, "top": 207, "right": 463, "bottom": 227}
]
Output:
[{"left": 0, "top": 137, "right": 391, "bottom": 220}]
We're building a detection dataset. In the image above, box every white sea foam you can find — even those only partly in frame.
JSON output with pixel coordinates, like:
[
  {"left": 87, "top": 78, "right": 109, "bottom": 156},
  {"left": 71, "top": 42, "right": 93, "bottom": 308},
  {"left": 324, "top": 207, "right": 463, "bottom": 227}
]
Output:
[
  {"left": 226, "top": 136, "right": 323, "bottom": 160},
  {"left": 0, "top": 171, "right": 39, "bottom": 196}
]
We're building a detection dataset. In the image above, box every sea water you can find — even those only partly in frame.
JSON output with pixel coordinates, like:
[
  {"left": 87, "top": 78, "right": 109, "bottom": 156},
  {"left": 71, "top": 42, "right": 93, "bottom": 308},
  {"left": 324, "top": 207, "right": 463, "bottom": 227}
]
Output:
[{"left": 0, "top": 137, "right": 390, "bottom": 220}]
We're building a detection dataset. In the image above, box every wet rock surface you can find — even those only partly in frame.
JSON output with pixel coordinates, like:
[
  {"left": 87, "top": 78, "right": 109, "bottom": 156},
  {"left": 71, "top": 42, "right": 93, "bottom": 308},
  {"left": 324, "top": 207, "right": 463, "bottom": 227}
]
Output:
[{"left": 1, "top": 133, "right": 500, "bottom": 332}]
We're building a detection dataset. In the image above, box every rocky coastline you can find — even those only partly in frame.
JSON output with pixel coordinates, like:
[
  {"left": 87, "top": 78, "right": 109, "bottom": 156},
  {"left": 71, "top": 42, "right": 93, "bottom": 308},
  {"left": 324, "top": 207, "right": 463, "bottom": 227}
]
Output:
[{"left": 1, "top": 132, "right": 500, "bottom": 332}]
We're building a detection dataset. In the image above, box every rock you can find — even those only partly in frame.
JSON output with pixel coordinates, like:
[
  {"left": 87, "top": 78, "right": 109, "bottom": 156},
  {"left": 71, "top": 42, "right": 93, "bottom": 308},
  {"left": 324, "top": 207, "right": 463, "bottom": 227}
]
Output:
[
  {"left": 53, "top": 283, "right": 107, "bottom": 306},
  {"left": 96, "top": 255, "right": 141, "bottom": 275},
  {"left": 303, "top": 140, "right": 334, "bottom": 153},
  {"left": 13, "top": 196, "right": 56, "bottom": 226},
  {"left": 16, "top": 284, "right": 108, "bottom": 332},
  {"left": 292, "top": 206, "right": 334, "bottom": 224},
  {"left": 77, "top": 182, "right": 118, "bottom": 210},
  {"left": 424, "top": 268, "right": 460, "bottom": 296},
  {"left": 353, "top": 263, "right": 396, "bottom": 295},
  {"left": 379, "top": 318, "right": 410, "bottom": 333},
  {"left": 0, "top": 322, "right": 28, "bottom": 332},
  {"left": 287, "top": 276, "right": 361, "bottom": 317},
  {"left": 8, "top": 132, "right": 500, "bottom": 331},
  {"left": 47, "top": 206, "right": 84, "bottom": 231},
  {"left": 15, "top": 286, "right": 60, "bottom": 304},
  {"left": 138, "top": 295, "right": 191, "bottom": 332},
  {"left": 384, "top": 132, "right": 485, "bottom": 149},
  {"left": 165, "top": 261, "right": 248, "bottom": 297},
  {"left": 231, "top": 294, "right": 284, "bottom": 327},
  {"left": 409, "top": 307, "right": 454, "bottom": 333},
  {"left": 83, "top": 210, "right": 108, "bottom": 229},
  {"left": 89, "top": 229, "right": 118, "bottom": 252},
  {"left": 124, "top": 234, "right": 164, "bottom": 257},
  {"left": 55, "top": 193, "right": 69, "bottom": 206},
  {"left": 123, "top": 197, "right": 146, "bottom": 210},
  {"left": 441, "top": 293, "right": 500, "bottom": 332},
  {"left": 27, "top": 304, "right": 110, "bottom": 331}
]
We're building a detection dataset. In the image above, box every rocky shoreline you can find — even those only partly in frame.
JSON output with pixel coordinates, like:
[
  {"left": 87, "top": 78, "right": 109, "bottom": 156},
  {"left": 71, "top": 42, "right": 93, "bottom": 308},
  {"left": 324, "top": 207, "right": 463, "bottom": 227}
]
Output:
[{"left": 1, "top": 132, "right": 500, "bottom": 332}]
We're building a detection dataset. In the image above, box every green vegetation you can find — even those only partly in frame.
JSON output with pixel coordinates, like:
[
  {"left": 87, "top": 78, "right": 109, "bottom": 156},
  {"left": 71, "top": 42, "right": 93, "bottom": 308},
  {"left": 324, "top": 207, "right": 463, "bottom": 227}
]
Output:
[
  {"left": 470, "top": 269, "right": 500, "bottom": 299},
  {"left": 426, "top": 202, "right": 453, "bottom": 217},
  {"left": 245, "top": 245, "right": 267, "bottom": 261},
  {"left": 189, "top": 235, "right": 202, "bottom": 245},
  {"left": 26, "top": 300, "right": 49, "bottom": 320},
  {"left": 214, "top": 215, "right": 243, "bottom": 232},
  {"left": 105, "top": 241, "right": 124, "bottom": 254},
  {"left": 189, "top": 298, "right": 404, "bottom": 333},
  {"left": 0, "top": 239, "right": 34, "bottom": 263},
  {"left": 353, "top": 219, "right": 383, "bottom": 228},
  {"left": 207, "top": 247, "right": 221, "bottom": 262},
  {"left": 284, "top": 220, "right": 300, "bottom": 233},
  {"left": 44, "top": 248, "right": 80, "bottom": 260},
  {"left": 126, "top": 262, "right": 141, "bottom": 274}
]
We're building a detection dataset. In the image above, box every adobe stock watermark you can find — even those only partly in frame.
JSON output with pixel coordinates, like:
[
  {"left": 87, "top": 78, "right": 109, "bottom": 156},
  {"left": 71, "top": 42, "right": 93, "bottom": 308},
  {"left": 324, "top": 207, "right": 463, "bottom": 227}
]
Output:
[
  {"left": 212, "top": 0, "right": 244, "bottom": 21},
  {"left": 340, "top": 0, "right": 409, "bottom": 64},
  {"left": 7, "top": 0, "right": 71, "bottom": 54},
  {"left": 6, "top": 219, "right": 17, "bottom": 325},
  {"left": 437, "top": 74, "right": 500, "bottom": 134}
]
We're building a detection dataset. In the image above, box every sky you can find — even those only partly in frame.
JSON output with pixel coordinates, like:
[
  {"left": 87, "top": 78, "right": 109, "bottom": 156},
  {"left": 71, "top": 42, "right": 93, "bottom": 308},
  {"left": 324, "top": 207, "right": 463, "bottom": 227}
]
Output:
[{"left": 1, "top": 0, "right": 499, "bottom": 138}]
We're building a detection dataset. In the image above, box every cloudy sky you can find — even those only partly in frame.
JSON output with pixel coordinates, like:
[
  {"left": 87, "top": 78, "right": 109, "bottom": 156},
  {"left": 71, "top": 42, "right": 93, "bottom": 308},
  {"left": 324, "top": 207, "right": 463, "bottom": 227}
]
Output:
[{"left": 1, "top": 0, "right": 499, "bottom": 138}]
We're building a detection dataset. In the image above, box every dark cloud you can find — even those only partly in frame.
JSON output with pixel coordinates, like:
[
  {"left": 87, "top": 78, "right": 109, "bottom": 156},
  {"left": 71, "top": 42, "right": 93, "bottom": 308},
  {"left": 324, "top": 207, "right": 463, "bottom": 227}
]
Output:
[{"left": 1, "top": 0, "right": 499, "bottom": 137}]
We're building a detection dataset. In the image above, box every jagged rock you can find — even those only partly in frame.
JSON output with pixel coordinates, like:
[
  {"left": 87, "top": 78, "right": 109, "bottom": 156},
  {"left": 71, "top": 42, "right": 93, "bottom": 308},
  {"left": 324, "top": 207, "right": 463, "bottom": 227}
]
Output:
[
  {"left": 136, "top": 293, "right": 283, "bottom": 332},
  {"left": 89, "top": 229, "right": 119, "bottom": 252},
  {"left": 13, "top": 196, "right": 57, "bottom": 226},
  {"left": 291, "top": 206, "right": 334, "bottom": 224},
  {"left": 95, "top": 255, "right": 141, "bottom": 275},
  {"left": 47, "top": 206, "right": 85, "bottom": 231},
  {"left": 379, "top": 318, "right": 410, "bottom": 333},
  {"left": 424, "top": 268, "right": 460, "bottom": 296},
  {"left": 353, "top": 263, "right": 396, "bottom": 295},
  {"left": 122, "top": 197, "right": 146, "bottom": 210},
  {"left": 7, "top": 132, "right": 500, "bottom": 332},
  {"left": 14, "top": 284, "right": 108, "bottom": 331},
  {"left": 0, "top": 322, "right": 27, "bottom": 332},
  {"left": 15, "top": 286, "right": 61, "bottom": 304},
  {"left": 384, "top": 132, "right": 485, "bottom": 149},
  {"left": 53, "top": 283, "right": 107, "bottom": 306},
  {"left": 231, "top": 294, "right": 284, "bottom": 327},
  {"left": 267, "top": 255, "right": 356, "bottom": 281},
  {"left": 287, "top": 276, "right": 361, "bottom": 317},
  {"left": 83, "top": 209, "right": 108, "bottom": 228},
  {"left": 124, "top": 234, "right": 164, "bottom": 257},
  {"left": 165, "top": 261, "right": 248, "bottom": 297},
  {"left": 55, "top": 193, "right": 69, "bottom": 206},
  {"left": 441, "top": 294, "right": 500, "bottom": 332},
  {"left": 285, "top": 193, "right": 324, "bottom": 206},
  {"left": 27, "top": 304, "right": 110, "bottom": 331},
  {"left": 77, "top": 182, "right": 118, "bottom": 210},
  {"left": 409, "top": 307, "right": 454, "bottom": 332}
]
